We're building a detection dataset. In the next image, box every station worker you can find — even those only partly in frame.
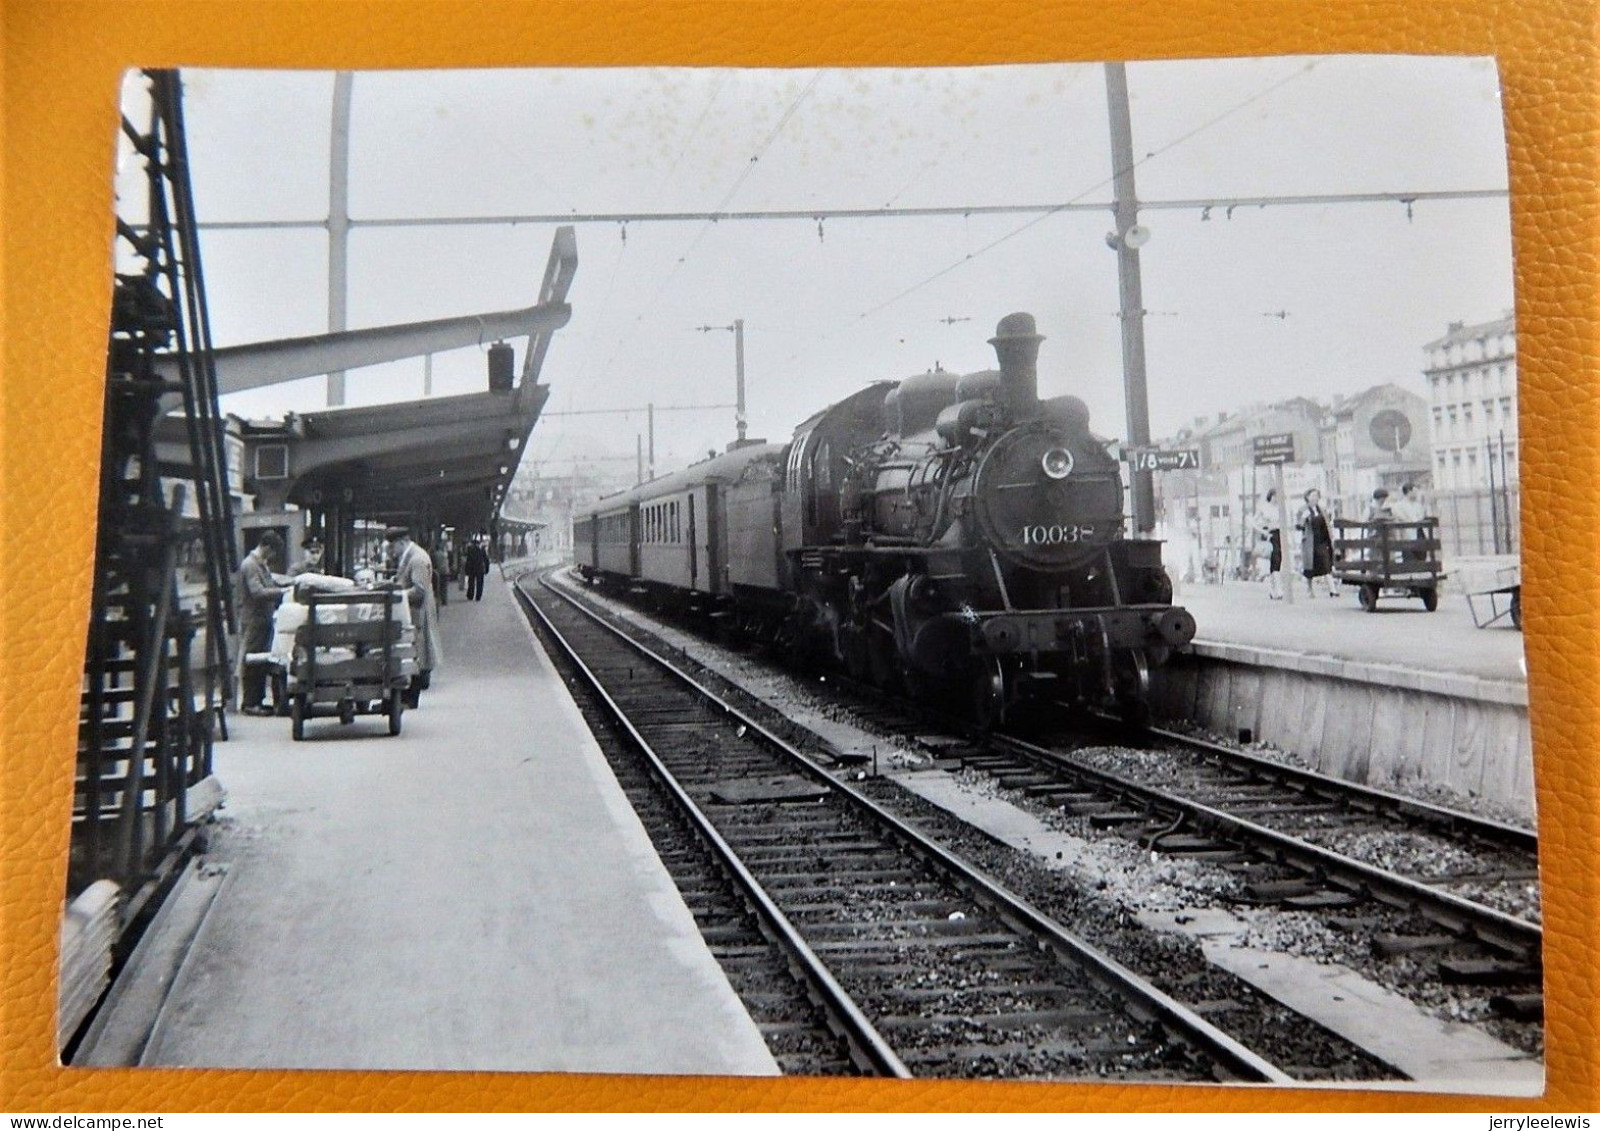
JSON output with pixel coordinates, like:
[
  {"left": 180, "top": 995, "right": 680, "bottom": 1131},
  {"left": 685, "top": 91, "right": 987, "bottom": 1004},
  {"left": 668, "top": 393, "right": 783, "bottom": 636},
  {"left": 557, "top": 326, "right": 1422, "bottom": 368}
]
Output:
[
  {"left": 236, "top": 530, "right": 289, "bottom": 716},
  {"left": 384, "top": 526, "right": 443, "bottom": 708}
]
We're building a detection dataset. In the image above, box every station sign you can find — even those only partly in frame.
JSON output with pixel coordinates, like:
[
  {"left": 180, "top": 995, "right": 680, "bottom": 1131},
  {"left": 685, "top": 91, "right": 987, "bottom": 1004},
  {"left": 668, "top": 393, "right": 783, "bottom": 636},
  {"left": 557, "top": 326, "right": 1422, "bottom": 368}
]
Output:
[
  {"left": 1251, "top": 433, "right": 1297, "bottom": 466},
  {"left": 1125, "top": 447, "right": 1200, "bottom": 472}
]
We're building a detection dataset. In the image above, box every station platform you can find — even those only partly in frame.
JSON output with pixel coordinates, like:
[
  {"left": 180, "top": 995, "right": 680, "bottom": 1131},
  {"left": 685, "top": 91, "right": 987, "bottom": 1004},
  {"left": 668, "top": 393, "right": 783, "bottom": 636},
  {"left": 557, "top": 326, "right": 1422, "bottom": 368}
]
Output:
[
  {"left": 86, "top": 569, "right": 779, "bottom": 1075},
  {"left": 1174, "top": 576, "right": 1526, "bottom": 691},
  {"left": 1161, "top": 577, "right": 1534, "bottom": 817}
]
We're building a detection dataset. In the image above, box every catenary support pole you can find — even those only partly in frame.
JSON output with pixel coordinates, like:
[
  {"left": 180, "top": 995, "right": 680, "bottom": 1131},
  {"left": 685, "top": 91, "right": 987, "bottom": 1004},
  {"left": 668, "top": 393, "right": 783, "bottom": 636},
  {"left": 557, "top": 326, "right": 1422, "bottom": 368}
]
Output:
[
  {"left": 327, "top": 71, "right": 353, "bottom": 407},
  {"left": 1105, "top": 63, "right": 1155, "bottom": 534}
]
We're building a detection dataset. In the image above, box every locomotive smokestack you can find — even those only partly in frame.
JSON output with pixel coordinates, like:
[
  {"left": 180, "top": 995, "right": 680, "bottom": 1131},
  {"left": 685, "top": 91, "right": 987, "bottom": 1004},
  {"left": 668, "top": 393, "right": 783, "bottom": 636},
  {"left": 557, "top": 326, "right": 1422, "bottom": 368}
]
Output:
[{"left": 989, "top": 312, "right": 1044, "bottom": 418}]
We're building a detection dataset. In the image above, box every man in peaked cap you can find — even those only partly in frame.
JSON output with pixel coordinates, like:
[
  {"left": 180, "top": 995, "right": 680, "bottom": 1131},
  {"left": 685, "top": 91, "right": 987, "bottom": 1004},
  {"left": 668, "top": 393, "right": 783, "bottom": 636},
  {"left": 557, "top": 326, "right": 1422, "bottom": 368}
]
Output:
[
  {"left": 385, "top": 526, "right": 443, "bottom": 707},
  {"left": 290, "top": 533, "right": 327, "bottom": 578}
]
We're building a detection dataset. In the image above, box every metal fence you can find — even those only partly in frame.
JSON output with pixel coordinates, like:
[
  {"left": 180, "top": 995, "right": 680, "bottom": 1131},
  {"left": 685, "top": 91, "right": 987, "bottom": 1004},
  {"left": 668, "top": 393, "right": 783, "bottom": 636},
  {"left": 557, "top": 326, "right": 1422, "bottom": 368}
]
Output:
[{"left": 1431, "top": 487, "right": 1521, "bottom": 557}]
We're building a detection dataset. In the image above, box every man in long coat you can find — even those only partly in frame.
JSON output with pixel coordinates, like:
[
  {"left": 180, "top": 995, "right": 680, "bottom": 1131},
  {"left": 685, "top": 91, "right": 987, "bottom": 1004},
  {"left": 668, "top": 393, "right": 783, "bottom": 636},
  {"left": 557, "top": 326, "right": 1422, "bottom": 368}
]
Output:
[
  {"left": 386, "top": 526, "right": 443, "bottom": 707},
  {"left": 462, "top": 536, "right": 490, "bottom": 602}
]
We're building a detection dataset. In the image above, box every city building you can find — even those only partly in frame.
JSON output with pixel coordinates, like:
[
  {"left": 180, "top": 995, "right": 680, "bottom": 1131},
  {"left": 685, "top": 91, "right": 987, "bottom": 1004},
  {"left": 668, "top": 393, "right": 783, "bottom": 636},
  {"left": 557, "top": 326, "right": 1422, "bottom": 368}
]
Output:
[
  {"left": 1327, "top": 383, "right": 1432, "bottom": 505},
  {"left": 1422, "top": 312, "right": 1518, "bottom": 491}
]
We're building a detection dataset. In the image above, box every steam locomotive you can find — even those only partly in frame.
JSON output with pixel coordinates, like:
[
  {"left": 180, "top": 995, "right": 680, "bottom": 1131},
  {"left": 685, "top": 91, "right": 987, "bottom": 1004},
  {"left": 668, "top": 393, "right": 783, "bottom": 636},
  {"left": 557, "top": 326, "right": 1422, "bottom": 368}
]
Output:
[{"left": 572, "top": 312, "right": 1195, "bottom": 726}]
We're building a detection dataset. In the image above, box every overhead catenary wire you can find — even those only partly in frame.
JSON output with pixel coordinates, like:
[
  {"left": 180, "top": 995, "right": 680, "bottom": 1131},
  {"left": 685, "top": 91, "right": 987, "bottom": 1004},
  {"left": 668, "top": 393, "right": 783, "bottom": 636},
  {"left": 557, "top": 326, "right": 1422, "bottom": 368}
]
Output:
[
  {"left": 193, "top": 188, "right": 1504, "bottom": 232},
  {"left": 854, "top": 59, "right": 1330, "bottom": 322}
]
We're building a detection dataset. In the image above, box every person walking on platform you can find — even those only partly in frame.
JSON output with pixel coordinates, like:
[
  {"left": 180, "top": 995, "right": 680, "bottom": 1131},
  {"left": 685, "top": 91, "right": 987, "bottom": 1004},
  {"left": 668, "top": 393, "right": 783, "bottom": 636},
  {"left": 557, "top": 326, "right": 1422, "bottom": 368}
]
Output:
[
  {"left": 1296, "top": 487, "right": 1335, "bottom": 598},
  {"left": 463, "top": 536, "right": 491, "bottom": 602},
  {"left": 385, "top": 526, "right": 442, "bottom": 708},
  {"left": 237, "top": 531, "right": 289, "bottom": 716},
  {"left": 1253, "top": 490, "right": 1283, "bottom": 600},
  {"left": 430, "top": 540, "right": 450, "bottom": 608}
]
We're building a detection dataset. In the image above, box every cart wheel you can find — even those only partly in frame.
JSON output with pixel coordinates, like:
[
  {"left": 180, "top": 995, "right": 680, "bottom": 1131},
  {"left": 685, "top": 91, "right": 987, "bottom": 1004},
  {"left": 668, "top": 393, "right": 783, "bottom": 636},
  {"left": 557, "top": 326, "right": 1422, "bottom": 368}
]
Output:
[
  {"left": 1359, "top": 583, "right": 1380, "bottom": 612},
  {"left": 1510, "top": 590, "right": 1522, "bottom": 630},
  {"left": 388, "top": 689, "right": 404, "bottom": 736},
  {"left": 1420, "top": 586, "right": 1439, "bottom": 612},
  {"left": 339, "top": 700, "right": 356, "bottom": 726},
  {"left": 291, "top": 695, "right": 305, "bottom": 741}
]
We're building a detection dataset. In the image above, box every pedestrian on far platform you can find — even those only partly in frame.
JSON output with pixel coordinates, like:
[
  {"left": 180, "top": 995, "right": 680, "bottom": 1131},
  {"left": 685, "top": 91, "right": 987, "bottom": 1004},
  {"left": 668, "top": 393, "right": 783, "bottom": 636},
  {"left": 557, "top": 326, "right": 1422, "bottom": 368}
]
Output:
[
  {"left": 1296, "top": 487, "right": 1335, "bottom": 598},
  {"left": 430, "top": 540, "right": 451, "bottom": 608},
  {"left": 1253, "top": 490, "right": 1283, "bottom": 600},
  {"left": 463, "top": 536, "right": 491, "bottom": 602}
]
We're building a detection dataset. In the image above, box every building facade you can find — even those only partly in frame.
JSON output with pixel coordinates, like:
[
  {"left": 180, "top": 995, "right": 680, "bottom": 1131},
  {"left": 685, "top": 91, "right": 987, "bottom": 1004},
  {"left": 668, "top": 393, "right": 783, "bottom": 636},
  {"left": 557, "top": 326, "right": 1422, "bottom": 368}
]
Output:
[{"left": 1422, "top": 313, "right": 1518, "bottom": 491}]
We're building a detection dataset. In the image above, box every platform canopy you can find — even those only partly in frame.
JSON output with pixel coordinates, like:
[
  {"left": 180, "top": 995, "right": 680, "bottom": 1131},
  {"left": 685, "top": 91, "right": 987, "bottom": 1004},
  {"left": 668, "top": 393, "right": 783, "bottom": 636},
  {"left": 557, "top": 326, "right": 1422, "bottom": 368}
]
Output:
[
  {"left": 272, "top": 386, "right": 550, "bottom": 534},
  {"left": 196, "top": 227, "right": 577, "bottom": 537}
]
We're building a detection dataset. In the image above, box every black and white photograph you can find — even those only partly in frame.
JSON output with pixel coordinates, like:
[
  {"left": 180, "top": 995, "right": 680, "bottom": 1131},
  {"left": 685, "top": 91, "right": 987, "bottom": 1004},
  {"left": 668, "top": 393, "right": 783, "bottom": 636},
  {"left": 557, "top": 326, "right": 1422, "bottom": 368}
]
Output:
[{"left": 64, "top": 57, "right": 1538, "bottom": 1092}]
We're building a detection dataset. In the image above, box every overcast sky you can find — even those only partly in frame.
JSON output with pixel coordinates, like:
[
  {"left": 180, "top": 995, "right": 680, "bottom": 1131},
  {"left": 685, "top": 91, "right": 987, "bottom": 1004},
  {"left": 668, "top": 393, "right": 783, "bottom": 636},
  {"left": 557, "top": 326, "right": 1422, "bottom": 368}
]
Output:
[{"left": 133, "top": 56, "right": 1513, "bottom": 483}]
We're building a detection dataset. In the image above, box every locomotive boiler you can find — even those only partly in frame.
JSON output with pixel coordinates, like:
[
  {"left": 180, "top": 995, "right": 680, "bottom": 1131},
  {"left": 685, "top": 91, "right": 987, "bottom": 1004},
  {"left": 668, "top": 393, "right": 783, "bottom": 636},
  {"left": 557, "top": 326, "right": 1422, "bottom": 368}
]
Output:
[{"left": 573, "top": 312, "right": 1195, "bottom": 726}]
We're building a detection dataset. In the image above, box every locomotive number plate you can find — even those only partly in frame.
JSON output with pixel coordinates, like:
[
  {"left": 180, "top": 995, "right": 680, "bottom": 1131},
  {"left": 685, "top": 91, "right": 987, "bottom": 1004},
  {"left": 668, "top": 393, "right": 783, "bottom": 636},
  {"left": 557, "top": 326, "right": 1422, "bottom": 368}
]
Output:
[{"left": 1020, "top": 523, "right": 1096, "bottom": 545}]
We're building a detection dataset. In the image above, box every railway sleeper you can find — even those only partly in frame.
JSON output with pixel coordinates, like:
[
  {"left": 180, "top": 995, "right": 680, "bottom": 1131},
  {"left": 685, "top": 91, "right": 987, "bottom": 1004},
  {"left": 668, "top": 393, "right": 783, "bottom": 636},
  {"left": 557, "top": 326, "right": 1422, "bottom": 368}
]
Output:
[
  {"left": 1488, "top": 993, "right": 1544, "bottom": 1022},
  {"left": 782, "top": 898, "right": 956, "bottom": 917},
  {"left": 881, "top": 981, "right": 1095, "bottom": 1004},
  {"left": 797, "top": 916, "right": 1000, "bottom": 939},
  {"left": 1280, "top": 891, "right": 1364, "bottom": 910},
  {"left": 1225, "top": 802, "right": 1344, "bottom": 819},
  {"left": 874, "top": 1007, "right": 1116, "bottom": 1032},
  {"left": 730, "top": 842, "right": 894, "bottom": 863},
  {"left": 1243, "top": 878, "right": 1323, "bottom": 901},
  {"left": 1436, "top": 958, "right": 1541, "bottom": 986},
  {"left": 1088, "top": 810, "right": 1152, "bottom": 828},
  {"left": 1371, "top": 933, "right": 1459, "bottom": 958},
  {"left": 757, "top": 867, "right": 929, "bottom": 889},
  {"left": 806, "top": 931, "right": 1025, "bottom": 953},
  {"left": 895, "top": 1036, "right": 1168, "bottom": 1067},
  {"left": 995, "top": 774, "right": 1057, "bottom": 790}
]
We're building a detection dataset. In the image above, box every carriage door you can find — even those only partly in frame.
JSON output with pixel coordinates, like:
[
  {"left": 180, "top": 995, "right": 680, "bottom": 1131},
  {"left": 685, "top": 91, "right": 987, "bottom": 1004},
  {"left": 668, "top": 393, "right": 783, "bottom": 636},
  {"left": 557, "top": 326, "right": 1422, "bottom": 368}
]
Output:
[{"left": 687, "top": 493, "right": 698, "bottom": 589}]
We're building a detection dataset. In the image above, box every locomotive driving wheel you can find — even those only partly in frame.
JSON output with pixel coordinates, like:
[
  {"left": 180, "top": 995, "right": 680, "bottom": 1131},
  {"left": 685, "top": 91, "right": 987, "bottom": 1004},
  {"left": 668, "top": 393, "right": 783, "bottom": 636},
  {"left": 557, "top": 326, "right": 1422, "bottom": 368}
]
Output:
[
  {"left": 971, "top": 655, "right": 1009, "bottom": 732},
  {"left": 1112, "top": 648, "right": 1152, "bottom": 729}
]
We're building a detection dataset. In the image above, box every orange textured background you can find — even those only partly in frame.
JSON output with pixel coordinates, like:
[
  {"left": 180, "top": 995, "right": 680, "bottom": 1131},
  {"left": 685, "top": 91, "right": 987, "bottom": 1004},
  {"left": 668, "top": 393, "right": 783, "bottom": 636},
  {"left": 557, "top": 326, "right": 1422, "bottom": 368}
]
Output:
[{"left": 3, "top": 0, "right": 1596, "bottom": 1113}]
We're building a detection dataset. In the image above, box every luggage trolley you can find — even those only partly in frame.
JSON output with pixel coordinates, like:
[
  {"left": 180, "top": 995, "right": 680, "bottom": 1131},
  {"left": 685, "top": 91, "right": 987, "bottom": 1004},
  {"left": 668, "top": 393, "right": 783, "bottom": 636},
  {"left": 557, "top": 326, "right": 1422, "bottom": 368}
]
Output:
[
  {"left": 1332, "top": 517, "right": 1446, "bottom": 613},
  {"left": 288, "top": 589, "right": 412, "bottom": 739}
]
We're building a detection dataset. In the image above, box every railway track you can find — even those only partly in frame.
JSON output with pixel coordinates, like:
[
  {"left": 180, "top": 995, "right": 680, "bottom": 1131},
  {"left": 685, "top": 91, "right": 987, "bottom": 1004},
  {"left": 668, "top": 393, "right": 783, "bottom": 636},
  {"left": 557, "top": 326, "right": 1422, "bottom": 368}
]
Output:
[
  {"left": 514, "top": 571, "right": 1298, "bottom": 1083},
  {"left": 809, "top": 670, "right": 1543, "bottom": 1021},
  {"left": 543, "top": 567, "right": 1544, "bottom": 1036},
  {"left": 915, "top": 728, "right": 1543, "bottom": 1020}
]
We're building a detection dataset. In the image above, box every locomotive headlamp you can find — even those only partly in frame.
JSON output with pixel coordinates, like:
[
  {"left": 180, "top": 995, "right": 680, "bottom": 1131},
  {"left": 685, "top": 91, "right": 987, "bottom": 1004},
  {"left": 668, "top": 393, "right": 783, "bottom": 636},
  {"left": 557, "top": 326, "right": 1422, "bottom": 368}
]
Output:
[{"left": 1041, "top": 447, "right": 1075, "bottom": 480}]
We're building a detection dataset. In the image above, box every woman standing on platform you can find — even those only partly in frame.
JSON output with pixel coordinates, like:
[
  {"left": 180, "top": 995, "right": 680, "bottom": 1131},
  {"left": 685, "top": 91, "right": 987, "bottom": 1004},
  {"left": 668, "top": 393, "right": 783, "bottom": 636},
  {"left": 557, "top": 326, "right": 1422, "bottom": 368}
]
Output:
[
  {"left": 1296, "top": 487, "right": 1335, "bottom": 598},
  {"left": 1253, "top": 490, "right": 1283, "bottom": 600}
]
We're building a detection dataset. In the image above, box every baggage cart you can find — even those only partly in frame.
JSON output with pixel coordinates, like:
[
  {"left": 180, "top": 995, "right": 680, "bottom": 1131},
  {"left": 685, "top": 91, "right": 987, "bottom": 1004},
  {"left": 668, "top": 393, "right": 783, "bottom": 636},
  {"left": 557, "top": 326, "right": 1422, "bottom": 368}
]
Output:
[
  {"left": 287, "top": 589, "right": 411, "bottom": 739},
  {"left": 1332, "top": 517, "right": 1447, "bottom": 613},
  {"left": 1466, "top": 564, "right": 1522, "bottom": 630}
]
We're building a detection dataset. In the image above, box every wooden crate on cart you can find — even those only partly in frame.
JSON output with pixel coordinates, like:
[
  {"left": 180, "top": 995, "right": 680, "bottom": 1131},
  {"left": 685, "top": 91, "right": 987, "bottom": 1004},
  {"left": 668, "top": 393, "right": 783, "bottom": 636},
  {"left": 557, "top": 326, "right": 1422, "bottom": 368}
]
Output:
[{"left": 287, "top": 589, "right": 415, "bottom": 738}]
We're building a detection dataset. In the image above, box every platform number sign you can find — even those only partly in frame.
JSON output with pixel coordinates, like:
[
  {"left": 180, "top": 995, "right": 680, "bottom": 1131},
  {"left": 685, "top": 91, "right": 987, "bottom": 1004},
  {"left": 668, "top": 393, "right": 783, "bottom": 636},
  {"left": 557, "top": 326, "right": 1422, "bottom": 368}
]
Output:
[
  {"left": 1252, "top": 433, "right": 1297, "bottom": 466},
  {"left": 1125, "top": 447, "right": 1200, "bottom": 472}
]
